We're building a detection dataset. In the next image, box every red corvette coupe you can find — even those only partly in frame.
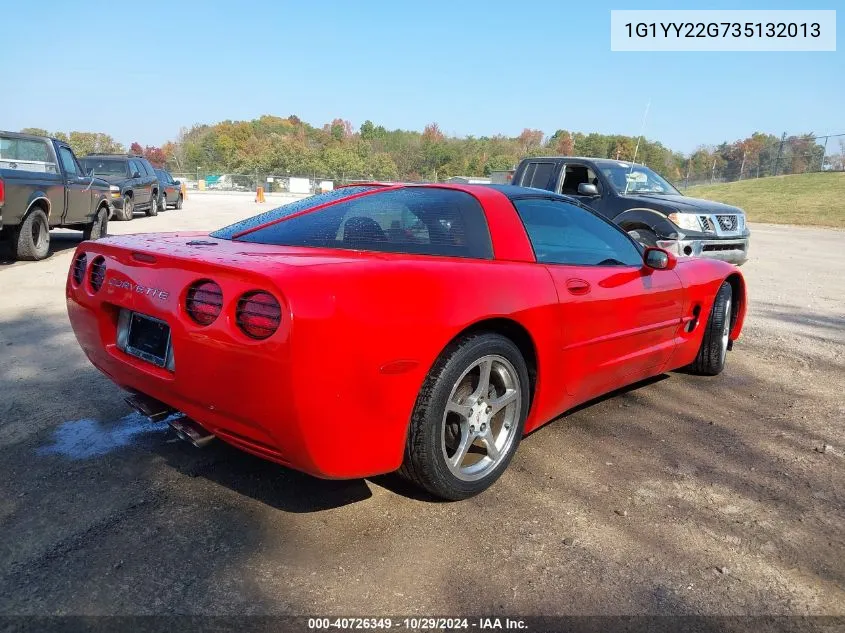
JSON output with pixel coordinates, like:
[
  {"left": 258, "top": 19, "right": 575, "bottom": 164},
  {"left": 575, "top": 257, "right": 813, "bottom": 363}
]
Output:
[{"left": 66, "top": 184, "right": 746, "bottom": 499}]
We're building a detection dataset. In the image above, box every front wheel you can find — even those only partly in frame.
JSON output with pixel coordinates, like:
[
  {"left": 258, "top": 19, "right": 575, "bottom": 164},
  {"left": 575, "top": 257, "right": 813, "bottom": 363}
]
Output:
[
  {"left": 83, "top": 206, "right": 109, "bottom": 241},
  {"left": 689, "top": 281, "right": 733, "bottom": 376},
  {"left": 400, "top": 333, "right": 530, "bottom": 500},
  {"left": 627, "top": 228, "right": 658, "bottom": 247},
  {"left": 121, "top": 195, "right": 134, "bottom": 221},
  {"left": 175, "top": 194, "right": 183, "bottom": 209}
]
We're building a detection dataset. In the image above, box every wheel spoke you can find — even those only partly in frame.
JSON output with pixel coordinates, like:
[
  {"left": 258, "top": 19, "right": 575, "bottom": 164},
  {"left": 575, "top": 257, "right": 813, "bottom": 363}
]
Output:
[
  {"left": 446, "top": 400, "right": 472, "bottom": 420},
  {"left": 479, "top": 428, "right": 500, "bottom": 461},
  {"left": 472, "top": 358, "right": 493, "bottom": 399},
  {"left": 489, "top": 388, "right": 517, "bottom": 415},
  {"left": 449, "top": 424, "right": 475, "bottom": 468}
]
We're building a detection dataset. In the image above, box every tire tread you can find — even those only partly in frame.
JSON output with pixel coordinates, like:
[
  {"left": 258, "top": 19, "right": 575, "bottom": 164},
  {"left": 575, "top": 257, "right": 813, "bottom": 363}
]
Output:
[{"left": 690, "top": 281, "right": 733, "bottom": 376}]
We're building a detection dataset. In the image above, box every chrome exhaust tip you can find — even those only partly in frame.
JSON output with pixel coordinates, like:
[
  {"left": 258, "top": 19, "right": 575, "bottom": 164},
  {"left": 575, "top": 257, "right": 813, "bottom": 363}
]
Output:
[
  {"left": 168, "top": 416, "right": 215, "bottom": 448},
  {"left": 125, "top": 393, "right": 175, "bottom": 422}
]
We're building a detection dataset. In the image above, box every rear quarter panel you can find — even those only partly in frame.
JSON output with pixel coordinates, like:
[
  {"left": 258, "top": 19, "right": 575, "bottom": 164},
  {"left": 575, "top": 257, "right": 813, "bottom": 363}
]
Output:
[
  {"left": 278, "top": 255, "right": 563, "bottom": 476},
  {"left": 0, "top": 168, "right": 64, "bottom": 226}
]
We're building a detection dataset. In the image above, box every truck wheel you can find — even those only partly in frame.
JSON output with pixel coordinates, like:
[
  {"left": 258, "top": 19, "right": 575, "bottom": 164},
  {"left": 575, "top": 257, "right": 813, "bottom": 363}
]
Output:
[
  {"left": 627, "top": 228, "right": 657, "bottom": 247},
  {"left": 175, "top": 194, "right": 183, "bottom": 209},
  {"left": 121, "top": 195, "right": 134, "bottom": 221},
  {"left": 689, "top": 281, "right": 733, "bottom": 376},
  {"left": 83, "top": 206, "right": 109, "bottom": 241},
  {"left": 147, "top": 194, "right": 158, "bottom": 217},
  {"left": 400, "top": 333, "right": 529, "bottom": 500},
  {"left": 14, "top": 208, "right": 51, "bottom": 261}
]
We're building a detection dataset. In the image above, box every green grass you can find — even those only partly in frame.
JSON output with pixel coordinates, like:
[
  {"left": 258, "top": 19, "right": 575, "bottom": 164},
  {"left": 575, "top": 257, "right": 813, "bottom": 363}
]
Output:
[{"left": 684, "top": 172, "right": 845, "bottom": 228}]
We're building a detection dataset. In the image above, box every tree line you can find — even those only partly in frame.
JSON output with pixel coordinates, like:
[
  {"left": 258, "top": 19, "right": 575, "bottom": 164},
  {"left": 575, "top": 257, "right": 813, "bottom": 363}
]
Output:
[{"left": 21, "top": 118, "right": 839, "bottom": 185}]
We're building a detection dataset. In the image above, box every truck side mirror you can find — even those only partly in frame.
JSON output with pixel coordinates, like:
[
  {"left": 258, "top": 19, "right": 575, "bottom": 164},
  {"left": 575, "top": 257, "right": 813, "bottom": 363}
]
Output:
[
  {"left": 132, "top": 171, "right": 141, "bottom": 179},
  {"left": 577, "top": 183, "right": 599, "bottom": 196}
]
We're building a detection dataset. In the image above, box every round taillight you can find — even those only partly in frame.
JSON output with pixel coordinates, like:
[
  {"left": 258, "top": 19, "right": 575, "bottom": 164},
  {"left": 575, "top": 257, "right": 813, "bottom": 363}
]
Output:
[
  {"left": 89, "top": 256, "right": 106, "bottom": 292},
  {"left": 72, "top": 252, "right": 87, "bottom": 286},
  {"left": 185, "top": 280, "right": 223, "bottom": 326},
  {"left": 236, "top": 291, "right": 281, "bottom": 340}
]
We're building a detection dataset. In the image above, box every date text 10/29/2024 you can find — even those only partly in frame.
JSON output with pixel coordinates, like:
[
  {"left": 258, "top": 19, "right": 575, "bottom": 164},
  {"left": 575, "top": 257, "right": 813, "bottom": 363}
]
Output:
[{"left": 308, "top": 617, "right": 527, "bottom": 630}]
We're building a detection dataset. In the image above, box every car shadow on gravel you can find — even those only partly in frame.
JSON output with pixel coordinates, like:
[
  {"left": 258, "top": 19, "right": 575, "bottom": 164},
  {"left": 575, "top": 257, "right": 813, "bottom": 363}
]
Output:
[{"left": 150, "top": 438, "right": 375, "bottom": 512}]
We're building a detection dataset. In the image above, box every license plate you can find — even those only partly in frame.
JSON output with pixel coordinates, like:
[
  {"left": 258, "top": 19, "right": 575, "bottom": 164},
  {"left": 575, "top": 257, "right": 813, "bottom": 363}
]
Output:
[{"left": 125, "top": 312, "right": 171, "bottom": 368}]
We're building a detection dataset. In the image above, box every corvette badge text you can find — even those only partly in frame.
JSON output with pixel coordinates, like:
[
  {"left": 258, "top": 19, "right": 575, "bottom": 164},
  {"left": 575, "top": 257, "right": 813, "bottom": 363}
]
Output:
[{"left": 108, "top": 278, "right": 170, "bottom": 300}]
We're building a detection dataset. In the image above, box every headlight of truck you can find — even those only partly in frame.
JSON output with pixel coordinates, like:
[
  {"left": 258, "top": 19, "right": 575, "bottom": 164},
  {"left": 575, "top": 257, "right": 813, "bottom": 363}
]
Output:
[
  {"left": 110, "top": 185, "right": 120, "bottom": 198},
  {"left": 668, "top": 212, "right": 701, "bottom": 231}
]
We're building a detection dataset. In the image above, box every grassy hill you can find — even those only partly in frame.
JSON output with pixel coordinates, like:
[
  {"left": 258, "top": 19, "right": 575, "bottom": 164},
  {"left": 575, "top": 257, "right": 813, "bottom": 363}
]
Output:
[{"left": 684, "top": 172, "right": 845, "bottom": 228}]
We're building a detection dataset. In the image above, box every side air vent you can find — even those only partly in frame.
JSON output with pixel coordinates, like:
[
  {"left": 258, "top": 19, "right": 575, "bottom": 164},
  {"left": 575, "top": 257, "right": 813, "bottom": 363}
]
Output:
[
  {"left": 185, "top": 280, "right": 223, "bottom": 326},
  {"left": 72, "top": 252, "right": 87, "bottom": 286},
  {"left": 236, "top": 291, "right": 281, "bottom": 340},
  {"left": 89, "top": 256, "right": 106, "bottom": 292}
]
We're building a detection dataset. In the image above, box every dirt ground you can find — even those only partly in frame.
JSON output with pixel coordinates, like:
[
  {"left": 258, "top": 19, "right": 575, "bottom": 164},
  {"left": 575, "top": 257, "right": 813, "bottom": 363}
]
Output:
[{"left": 0, "top": 193, "right": 842, "bottom": 617}]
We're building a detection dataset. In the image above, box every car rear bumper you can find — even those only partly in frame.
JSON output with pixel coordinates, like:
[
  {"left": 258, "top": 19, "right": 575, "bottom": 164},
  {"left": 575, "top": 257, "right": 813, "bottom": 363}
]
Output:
[
  {"left": 64, "top": 244, "right": 413, "bottom": 479},
  {"left": 659, "top": 237, "right": 749, "bottom": 265}
]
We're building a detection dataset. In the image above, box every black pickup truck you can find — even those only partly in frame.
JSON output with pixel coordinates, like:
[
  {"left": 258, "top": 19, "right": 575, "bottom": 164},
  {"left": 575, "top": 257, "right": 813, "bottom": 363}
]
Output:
[
  {"left": 1, "top": 131, "right": 111, "bottom": 261},
  {"left": 512, "top": 157, "right": 750, "bottom": 265}
]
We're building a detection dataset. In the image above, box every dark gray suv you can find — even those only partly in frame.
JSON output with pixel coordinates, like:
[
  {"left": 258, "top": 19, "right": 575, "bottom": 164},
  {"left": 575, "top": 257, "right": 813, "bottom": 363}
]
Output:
[{"left": 79, "top": 154, "right": 160, "bottom": 221}]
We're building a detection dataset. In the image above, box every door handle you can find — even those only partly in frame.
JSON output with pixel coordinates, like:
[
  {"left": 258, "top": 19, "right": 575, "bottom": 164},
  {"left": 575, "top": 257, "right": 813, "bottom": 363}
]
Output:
[{"left": 566, "top": 278, "right": 591, "bottom": 295}]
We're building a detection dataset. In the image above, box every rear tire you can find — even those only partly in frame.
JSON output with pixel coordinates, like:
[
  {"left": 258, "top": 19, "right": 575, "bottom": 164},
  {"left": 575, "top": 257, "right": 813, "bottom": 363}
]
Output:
[
  {"left": 175, "top": 194, "right": 183, "bottom": 210},
  {"left": 689, "top": 281, "right": 733, "bottom": 376},
  {"left": 399, "top": 333, "right": 530, "bottom": 500},
  {"left": 83, "top": 206, "right": 109, "bottom": 241},
  {"left": 14, "top": 208, "right": 50, "bottom": 261},
  {"left": 121, "top": 195, "right": 134, "bottom": 221},
  {"left": 627, "top": 228, "right": 658, "bottom": 247},
  {"left": 147, "top": 194, "right": 158, "bottom": 217}
]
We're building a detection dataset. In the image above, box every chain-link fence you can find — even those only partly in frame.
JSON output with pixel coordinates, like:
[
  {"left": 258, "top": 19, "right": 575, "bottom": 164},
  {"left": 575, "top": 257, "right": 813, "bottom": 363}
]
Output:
[
  {"left": 676, "top": 133, "right": 844, "bottom": 190},
  {"left": 169, "top": 172, "right": 385, "bottom": 194}
]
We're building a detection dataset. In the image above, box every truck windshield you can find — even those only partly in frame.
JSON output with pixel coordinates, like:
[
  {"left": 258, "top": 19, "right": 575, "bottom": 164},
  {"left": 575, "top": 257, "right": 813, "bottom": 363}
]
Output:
[
  {"left": 80, "top": 158, "right": 127, "bottom": 177},
  {"left": 601, "top": 163, "right": 680, "bottom": 195}
]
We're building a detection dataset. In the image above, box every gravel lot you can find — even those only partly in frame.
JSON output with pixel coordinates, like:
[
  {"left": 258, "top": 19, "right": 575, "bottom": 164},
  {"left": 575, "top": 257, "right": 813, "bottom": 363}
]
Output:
[{"left": 0, "top": 193, "right": 842, "bottom": 616}]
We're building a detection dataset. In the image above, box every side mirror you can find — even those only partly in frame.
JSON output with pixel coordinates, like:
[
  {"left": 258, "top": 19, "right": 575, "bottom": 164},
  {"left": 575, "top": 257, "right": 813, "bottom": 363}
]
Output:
[
  {"left": 173, "top": 180, "right": 181, "bottom": 185},
  {"left": 644, "top": 247, "right": 676, "bottom": 270},
  {"left": 132, "top": 171, "right": 141, "bottom": 178},
  {"left": 578, "top": 182, "right": 599, "bottom": 196}
]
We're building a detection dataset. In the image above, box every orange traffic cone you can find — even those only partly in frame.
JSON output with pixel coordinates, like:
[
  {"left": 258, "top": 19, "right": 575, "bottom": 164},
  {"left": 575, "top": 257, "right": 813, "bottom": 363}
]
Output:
[{"left": 255, "top": 186, "right": 266, "bottom": 203}]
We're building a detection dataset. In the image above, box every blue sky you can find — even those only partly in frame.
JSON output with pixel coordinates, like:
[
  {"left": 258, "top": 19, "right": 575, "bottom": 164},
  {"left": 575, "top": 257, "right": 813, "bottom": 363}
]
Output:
[{"left": 1, "top": 0, "right": 841, "bottom": 153}]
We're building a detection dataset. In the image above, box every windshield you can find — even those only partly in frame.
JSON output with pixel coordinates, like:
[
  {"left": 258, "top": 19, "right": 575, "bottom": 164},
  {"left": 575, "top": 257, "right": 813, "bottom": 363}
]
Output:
[
  {"left": 80, "top": 158, "right": 128, "bottom": 177},
  {"left": 600, "top": 163, "right": 680, "bottom": 195}
]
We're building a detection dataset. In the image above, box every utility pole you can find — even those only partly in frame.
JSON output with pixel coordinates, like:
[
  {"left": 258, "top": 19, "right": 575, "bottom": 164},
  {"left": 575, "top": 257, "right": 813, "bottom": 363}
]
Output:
[
  {"left": 820, "top": 136, "right": 829, "bottom": 171},
  {"left": 774, "top": 132, "right": 786, "bottom": 176},
  {"left": 739, "top": 149, "right": 747, "bottom": 180},
  {"left": 685, "top": 160, "right": 691, "bottom": 190},
  {"left": 710, "top": 159, "right": 716, "bottom": 184}
]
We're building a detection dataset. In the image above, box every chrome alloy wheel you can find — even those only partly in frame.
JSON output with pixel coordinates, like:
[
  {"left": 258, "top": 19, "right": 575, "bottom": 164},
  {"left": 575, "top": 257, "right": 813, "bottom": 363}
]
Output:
[
  {"left": 441, "top": 354, "right": 522, "bottom": 481},
  {"left": 720, "top": 298, "right": 732, "bottom": 365}
]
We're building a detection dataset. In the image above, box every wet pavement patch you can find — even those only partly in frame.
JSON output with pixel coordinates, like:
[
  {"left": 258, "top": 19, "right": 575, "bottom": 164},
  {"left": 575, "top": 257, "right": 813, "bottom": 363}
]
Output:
[{"left": 37, "top": 412, "right": 172, "bottom": 459}]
